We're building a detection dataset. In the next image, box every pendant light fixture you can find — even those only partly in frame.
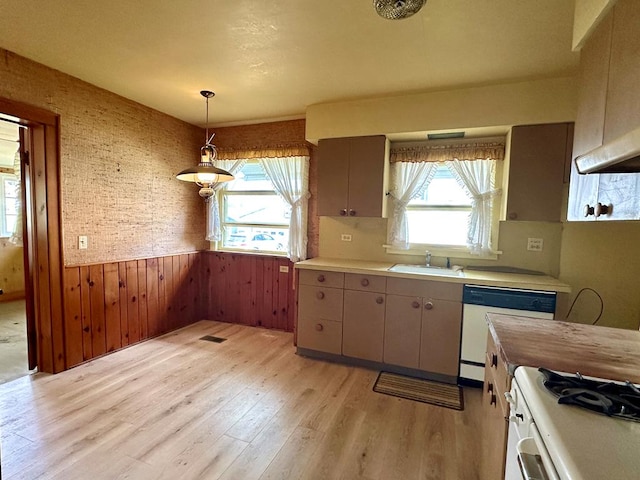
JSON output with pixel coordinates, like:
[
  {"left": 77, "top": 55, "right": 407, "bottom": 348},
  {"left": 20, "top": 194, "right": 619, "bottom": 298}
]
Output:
[
  {"left": 176, "top": 90, "right": 234, "bottom": 198},
  {"left": 374, "top": 0, "right": 426, "bottom": 20}
]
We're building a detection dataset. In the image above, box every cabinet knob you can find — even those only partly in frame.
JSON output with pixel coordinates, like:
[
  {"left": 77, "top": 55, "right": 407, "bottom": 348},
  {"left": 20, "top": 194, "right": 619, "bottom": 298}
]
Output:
[
  {"left": 360, "top": 278, "right": 370, "bottom": 287},
  {"left": 376, "top": 296, "right": 384, "bottom": 304},
  {"left": 349, "top": 209, "right": 356, "bottom": 216},
  {"left": 316, "top": 291, "right": 325, "bottom": 300},
  {"left": 595, "top": 202, "right": 612, "bottom": 218},
  {"left": 490, "top": 394, "right": 497, "bottom": 406},
  {"left": 411, "top": 300, "right": 420, "bottom": 309},
  {"left": 490, "top": 353, "right": 498, "bottom": 368},
  {"left": 315, "top": 323, "right": 324, "bottom": 332},
  {"left": 317, "top": 274, "right": 325, "bottom": 283},
  {"left": 424, "top": 301, "right": 434, "bottom": 310},
  {"left": 487, "top": 382, "right": 494, "bottom": 394},
  {"left": 340, "top": 209, "right": 347, "bottom": 216},
  {"left": 584, "top": 204, "right": 595, "bottom": 217}
]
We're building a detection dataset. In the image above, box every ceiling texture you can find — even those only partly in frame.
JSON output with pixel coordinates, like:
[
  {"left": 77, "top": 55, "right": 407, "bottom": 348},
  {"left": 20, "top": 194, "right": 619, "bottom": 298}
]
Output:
[{"left": 0, "top": 0, "right": 579, "bottom": 128}]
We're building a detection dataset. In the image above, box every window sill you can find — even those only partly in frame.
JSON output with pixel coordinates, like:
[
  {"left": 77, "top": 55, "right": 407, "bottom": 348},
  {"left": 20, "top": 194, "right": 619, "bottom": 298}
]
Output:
[
  {"left": 384, "top": 244, "right": 501, "bottom": 261},
  {"left": 210, "top": 246, "right": 288, "bottom": 258}
]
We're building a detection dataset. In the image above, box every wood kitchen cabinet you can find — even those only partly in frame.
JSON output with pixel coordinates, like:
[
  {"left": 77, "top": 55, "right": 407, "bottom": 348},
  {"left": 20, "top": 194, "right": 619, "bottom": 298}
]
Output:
[
  {"left": 342, "top": 273, "right": 386, "bottom": 362},
  {"left": 317, "top": 135, "right": 389, "bottom": 217},
  {"left": 383, "top": 294, "right": 422, "bottom": 368},
  {"left": 568, "top": 0, "right": 640, "bottom": 221},
  {"left": 419, "top": 298, "right": 462, "bottom": 376},
  {"left": 506, "top": 123, "right": 573, "bottom": 222}
]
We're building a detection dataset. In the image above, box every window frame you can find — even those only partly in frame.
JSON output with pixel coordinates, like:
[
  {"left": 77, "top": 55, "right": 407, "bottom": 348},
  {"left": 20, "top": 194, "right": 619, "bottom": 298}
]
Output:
[
  {"left": 0, "top": 172, "right": 18, "bottom": 239},
  {"left": 385, "top": 160, "right": 503, "bottom": 260},
  {"left": 216, "top": 161, "right": 290, "bottom": 256}
]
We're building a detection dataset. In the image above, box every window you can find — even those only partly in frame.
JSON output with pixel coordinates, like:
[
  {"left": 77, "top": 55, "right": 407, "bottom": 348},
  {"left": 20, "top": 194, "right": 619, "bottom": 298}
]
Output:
[
  {"left": 220, "top": 161, "right": 290, "bottom": 253},
  {"left": 406, "top": 165, "right": 472, "bottom": 246},
  {"left": 0, "top": 173, "right": 18, "bottom": 238}
]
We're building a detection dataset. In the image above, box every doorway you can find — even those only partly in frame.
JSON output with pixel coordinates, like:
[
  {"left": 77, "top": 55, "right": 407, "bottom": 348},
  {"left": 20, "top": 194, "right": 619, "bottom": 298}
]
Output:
[{"left": 0, "top": 96, "right": 65, "bottom": 375}]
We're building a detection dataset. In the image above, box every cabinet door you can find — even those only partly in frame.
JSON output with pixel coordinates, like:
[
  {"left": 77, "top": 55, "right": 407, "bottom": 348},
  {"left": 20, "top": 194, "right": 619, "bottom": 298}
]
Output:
[
  {"left": 419, "top": 299, "right": 462, "bottom": 376},
  {"left": 567, "top": 14, "right": 612, "bottom": 221},
  {"left": 480, "top": 355, "right": 509, "bottom": 480},
  {"left": 507, "top": 123, "right": 572, "bottom": 222},
  {"left": 383, "top": 294, "right": 422, "bottom": 369},
  {"left": 317, "top": 137, "right": 350, "bottom": 216},
  {"left": 343, "top": 290, "right": 385, "bottom": 361},
  {"left": 346, "top": 136, "right": 387, "bottom": 217}
]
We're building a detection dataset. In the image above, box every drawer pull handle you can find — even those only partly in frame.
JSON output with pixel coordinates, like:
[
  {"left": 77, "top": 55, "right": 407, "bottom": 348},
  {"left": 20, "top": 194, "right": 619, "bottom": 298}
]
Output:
[
  {"left": 487, "top": 382, "right": 494, "bottom": 394},
  {"left": 317, "top": 274, "right": 325, "bottom": 283},
  {"left": 491, "top": 353, "right": 498, "bottom": 368},
  {"left": 376, "top": 296, "right": 384, "bottom": 304},
  {"left": 361, "top": 278, "right": 370, "bottom": 287},
  {"left": 316, "top": 291, "right": 325, "bottom": 300},
  {"left": 411, "top": 301, "right": 420, "bottom": 309},
  {"left": 424, "top": 301, "right": 434, "bottom": 310},
  {"left": 490, "top": 394, "right": 497, "bottom": 406},
  {"left": 315, "top": 323, "right": 323, "bottom": 332}
]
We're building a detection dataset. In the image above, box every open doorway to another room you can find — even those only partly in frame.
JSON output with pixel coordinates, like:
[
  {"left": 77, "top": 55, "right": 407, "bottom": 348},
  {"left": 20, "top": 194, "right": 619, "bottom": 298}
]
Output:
[{"left": 0, "top": 117, "right": 31, "bottom": 384}]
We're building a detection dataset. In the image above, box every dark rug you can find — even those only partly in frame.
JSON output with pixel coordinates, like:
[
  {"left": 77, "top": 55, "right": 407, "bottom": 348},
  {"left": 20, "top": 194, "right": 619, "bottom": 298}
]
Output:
[{"left": 373, "top": 371, "right": 464, "bottom": 410}]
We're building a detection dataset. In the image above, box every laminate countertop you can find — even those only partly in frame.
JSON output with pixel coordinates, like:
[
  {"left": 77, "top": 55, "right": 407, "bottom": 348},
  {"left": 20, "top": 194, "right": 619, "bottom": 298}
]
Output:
[
  {"left": 295, "top": 257, "right": 571, "bottom": 293},
  {"left": 487, "top": 313, "right": 640, "bottom": 383}
]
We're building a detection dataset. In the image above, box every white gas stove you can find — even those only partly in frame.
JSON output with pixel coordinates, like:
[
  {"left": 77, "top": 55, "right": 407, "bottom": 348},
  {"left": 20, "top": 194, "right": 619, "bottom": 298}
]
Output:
[{"left": 505, "top": 366, "right": 640, "bottom": 480}]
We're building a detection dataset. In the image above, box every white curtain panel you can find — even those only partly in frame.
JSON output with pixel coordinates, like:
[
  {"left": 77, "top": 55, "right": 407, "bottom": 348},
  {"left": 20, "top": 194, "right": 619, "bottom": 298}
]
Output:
[
  {"left": 9, "top": 149, "right": 22, "bottom": 246},
  {"left": 445, "top": 159, "right": 500, "bottom": 255},
  {"left": 387, "top": 161, "right": 438, "bottom": 249},
  {"left": 206, "top": 159, "right": 247, "bottom": 242},
  {"left": 259, "top": 156, "right": 310, "bottom": 262}
]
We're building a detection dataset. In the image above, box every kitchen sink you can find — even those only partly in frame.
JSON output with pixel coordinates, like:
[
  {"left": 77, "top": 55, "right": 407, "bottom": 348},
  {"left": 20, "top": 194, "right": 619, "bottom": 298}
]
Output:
[{"left": 387, "top": 264, "right": 464, "bottom": 277}]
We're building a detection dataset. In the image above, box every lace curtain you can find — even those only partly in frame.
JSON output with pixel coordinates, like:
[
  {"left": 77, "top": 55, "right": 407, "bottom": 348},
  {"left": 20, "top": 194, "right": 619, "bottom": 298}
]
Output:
[
  {"left": 258, "top": 156, "right": 310, "bottom": 262},
  {"left": 445, "top": 159, "right": 499, "bottom": 255},
  {"left": 205, "top": 159, "right": 247, "bottom": 242},
  {"left": 9, "top": 148, "right": 22, "bottom": 246},
  {"left": 387, "top": 162, "right": 438, "bottom": 249}
]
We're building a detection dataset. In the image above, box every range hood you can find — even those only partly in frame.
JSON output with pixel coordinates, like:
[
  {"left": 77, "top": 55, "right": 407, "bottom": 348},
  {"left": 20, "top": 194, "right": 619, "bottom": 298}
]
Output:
[{"left": 575, "top": 126, "right": 640, "bottom": 174}]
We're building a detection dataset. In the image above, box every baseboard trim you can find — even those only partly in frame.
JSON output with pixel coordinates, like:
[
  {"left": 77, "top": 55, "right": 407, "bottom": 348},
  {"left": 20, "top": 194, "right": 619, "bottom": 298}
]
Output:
[{"left": 0, "top": 291, "right": 26, "bottom": 302}]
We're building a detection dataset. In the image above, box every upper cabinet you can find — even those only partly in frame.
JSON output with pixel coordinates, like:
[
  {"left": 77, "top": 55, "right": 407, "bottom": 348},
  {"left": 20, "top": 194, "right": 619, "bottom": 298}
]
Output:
[
  {"left": 506, "top": 123, "right": 573, "bottom": 222},
  {"left": 568, "top": 0, "right": 640, "bottom": 221},
  {"left": 317, "top": 135, "right": 389, "bottom": 217}
]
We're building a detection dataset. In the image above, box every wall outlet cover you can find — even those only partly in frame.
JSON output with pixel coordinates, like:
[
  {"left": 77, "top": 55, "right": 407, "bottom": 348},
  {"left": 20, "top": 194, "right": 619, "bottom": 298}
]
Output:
[
  {"left": 341, "top": 234, "right": 352, "bottom": 242},
  {"left": 279, "top": 265, "right": 289, "bottom": 273},
  {"left": 527, "top": 237, "right": 543, "bottom": 251}
]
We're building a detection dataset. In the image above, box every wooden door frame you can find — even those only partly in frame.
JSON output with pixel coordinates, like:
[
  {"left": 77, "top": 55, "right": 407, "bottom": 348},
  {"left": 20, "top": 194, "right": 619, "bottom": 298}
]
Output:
[{"left": 0, "top": 97, "right": 65, "bottom": 373}]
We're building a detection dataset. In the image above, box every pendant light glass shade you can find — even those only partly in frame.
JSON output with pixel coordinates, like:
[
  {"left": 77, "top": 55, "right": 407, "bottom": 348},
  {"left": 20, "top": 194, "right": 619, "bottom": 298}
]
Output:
[{"left": 176, "top": 91, "right": 233, "bottom": 198}]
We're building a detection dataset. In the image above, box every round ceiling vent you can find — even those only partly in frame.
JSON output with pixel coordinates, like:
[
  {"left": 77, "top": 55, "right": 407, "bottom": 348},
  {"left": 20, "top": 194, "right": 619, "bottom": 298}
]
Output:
[{"left": 374, "top": 0, "right": 427, "bottom": 20}]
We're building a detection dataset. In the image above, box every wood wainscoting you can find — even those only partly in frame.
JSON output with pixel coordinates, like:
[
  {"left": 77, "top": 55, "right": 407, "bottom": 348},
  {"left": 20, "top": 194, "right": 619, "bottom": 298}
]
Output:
[
  {"left": 200, "top": 252, "right": 296, "bottom": 333},
  {"left": 62, "top": 253, "right": 202, "bottom": 369}
]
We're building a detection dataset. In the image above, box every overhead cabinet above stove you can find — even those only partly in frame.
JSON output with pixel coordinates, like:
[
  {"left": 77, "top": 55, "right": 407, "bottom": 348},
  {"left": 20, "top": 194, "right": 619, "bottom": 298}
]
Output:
[{"left": 317, "top": 135, "right": 390, "bottom": 218}]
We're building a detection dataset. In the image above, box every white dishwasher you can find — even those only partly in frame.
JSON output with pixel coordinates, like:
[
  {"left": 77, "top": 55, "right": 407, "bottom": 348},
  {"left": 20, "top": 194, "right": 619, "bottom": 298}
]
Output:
[{"left": 459, "top": 285, "right": 556, "bottom": 383}]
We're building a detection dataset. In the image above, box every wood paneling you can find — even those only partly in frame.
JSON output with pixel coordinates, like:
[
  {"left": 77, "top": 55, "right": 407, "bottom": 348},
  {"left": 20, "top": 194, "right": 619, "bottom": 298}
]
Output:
[
  {"left": 201, "top": 252, "right": 295, "bottom": 332},
  {"left": 62, "top": 254, "right": 203, "bottom": 368}
]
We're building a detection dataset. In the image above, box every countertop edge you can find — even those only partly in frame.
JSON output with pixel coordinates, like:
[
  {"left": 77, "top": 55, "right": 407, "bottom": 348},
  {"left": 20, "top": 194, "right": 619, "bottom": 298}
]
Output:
[{"left": 295, "top": 258, "right": 571, "bottom": 293}]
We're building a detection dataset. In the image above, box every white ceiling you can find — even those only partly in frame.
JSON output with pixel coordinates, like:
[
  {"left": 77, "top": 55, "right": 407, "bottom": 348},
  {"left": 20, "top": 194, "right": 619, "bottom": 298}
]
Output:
[{"left": 0, "top": 0, "right": 579, "bottom": 128}]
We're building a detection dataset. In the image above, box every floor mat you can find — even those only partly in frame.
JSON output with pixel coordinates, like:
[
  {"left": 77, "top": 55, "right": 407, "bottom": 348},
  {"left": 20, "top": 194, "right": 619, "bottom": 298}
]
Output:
[{"left": 373, "top": 371, "right": 464, "bottom": 410}]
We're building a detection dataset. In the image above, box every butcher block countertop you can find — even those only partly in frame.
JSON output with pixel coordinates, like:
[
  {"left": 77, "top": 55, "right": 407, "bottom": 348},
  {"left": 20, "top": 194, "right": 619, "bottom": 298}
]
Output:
[
  {"left": 488, "top": 314, "right": 640, "bottom": 383},
  {"left": 295, "top": 257, "right": 571, "bottom": 293}
]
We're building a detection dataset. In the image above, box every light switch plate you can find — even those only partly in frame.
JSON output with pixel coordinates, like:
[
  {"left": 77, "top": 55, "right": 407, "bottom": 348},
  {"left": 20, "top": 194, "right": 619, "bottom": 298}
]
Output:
[
  {"left": 279, "top": 265, "right": 289, "bottom": 273},
  {"left": 527, "top": 237, "right": 543, "bottom": 251},
  {"left": 78, "top": 235, "right": 88, "bottom": 250}
]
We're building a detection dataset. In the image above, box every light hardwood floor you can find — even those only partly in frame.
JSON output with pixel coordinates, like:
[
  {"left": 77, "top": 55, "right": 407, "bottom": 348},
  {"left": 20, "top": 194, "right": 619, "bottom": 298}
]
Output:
[
  {"left": 0, "top": 300, "right": 30, "bottom": 385},
  {"left": 0, "top": 321, "right": 482, "bottom": 480}
]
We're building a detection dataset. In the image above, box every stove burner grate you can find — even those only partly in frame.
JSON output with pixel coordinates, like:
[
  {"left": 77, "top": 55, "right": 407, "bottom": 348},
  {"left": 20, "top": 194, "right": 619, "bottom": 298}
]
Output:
[{"left": 539, "top": 368, "right": 640, "bottom": 422}]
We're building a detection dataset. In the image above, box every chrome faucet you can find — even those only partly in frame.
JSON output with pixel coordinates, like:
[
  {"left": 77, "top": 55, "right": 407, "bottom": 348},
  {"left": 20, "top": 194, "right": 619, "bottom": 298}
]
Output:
[{"left": 425, "top": 250, "right": 431, "bottom": 267}]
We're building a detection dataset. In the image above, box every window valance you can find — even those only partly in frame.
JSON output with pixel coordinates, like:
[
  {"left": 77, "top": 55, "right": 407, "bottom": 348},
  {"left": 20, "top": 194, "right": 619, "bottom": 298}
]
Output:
[
  {"left": 216, "top": 143, "right": 311, "bottom": 160},
  {"left": 390, "top": 141, "right": 505, "bottom": 164}
]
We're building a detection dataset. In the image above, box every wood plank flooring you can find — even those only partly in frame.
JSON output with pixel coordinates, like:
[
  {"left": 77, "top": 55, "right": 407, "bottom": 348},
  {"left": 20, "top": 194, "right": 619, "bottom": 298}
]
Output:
[{"left": 0, "top": 321, "right": 482, "bottom": 480}]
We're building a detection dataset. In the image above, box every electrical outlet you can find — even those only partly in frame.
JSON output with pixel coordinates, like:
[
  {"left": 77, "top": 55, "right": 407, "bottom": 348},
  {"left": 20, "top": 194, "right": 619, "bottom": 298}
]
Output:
[
  {"left": 341, "top": 234, "right": 352, "bottom": 242},
  {"left": 527, "top": 237, "right": 543, "bottom": 252},
  {"left": 279, "top": 265, "right": 289, "bottom": 273},
  {"left": 78, "top": 235, "right": 88, "bottom": 250}
]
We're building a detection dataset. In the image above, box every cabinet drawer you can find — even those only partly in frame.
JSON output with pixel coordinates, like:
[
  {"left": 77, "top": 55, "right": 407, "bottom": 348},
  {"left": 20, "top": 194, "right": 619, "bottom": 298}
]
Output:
[
  {"left": 299, "top": 269, "right": 344, "bottom": 288},
  {"left": 298, "top": 285, "right": 343, "bottom": 321},
  {"left": 345, "top": 273, "right": 386, "bottom": 293},
  {"left": 386, "top": 277, "right": 462, "bottom": 301},
  {"left": 297, "top": 318, "right": 342, "bottom": 355}
]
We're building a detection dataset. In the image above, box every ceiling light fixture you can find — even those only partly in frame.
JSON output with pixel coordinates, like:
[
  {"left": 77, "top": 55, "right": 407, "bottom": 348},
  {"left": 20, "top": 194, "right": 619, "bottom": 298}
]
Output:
[
  {"left": 374, "top": 0, "right": 426, "bottom": 20},
  {"left": 176, "top": 90, "right": 234, "bottom": 198}
]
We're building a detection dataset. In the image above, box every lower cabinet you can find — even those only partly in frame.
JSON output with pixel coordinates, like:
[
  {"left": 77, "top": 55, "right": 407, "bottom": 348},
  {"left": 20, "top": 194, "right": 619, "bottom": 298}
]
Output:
[
  {"left": 343, "top": 290, "right": 385, "bottom": 361},
  {"left": 297, "top": 269, "right": 463, "bottom": 380}
]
